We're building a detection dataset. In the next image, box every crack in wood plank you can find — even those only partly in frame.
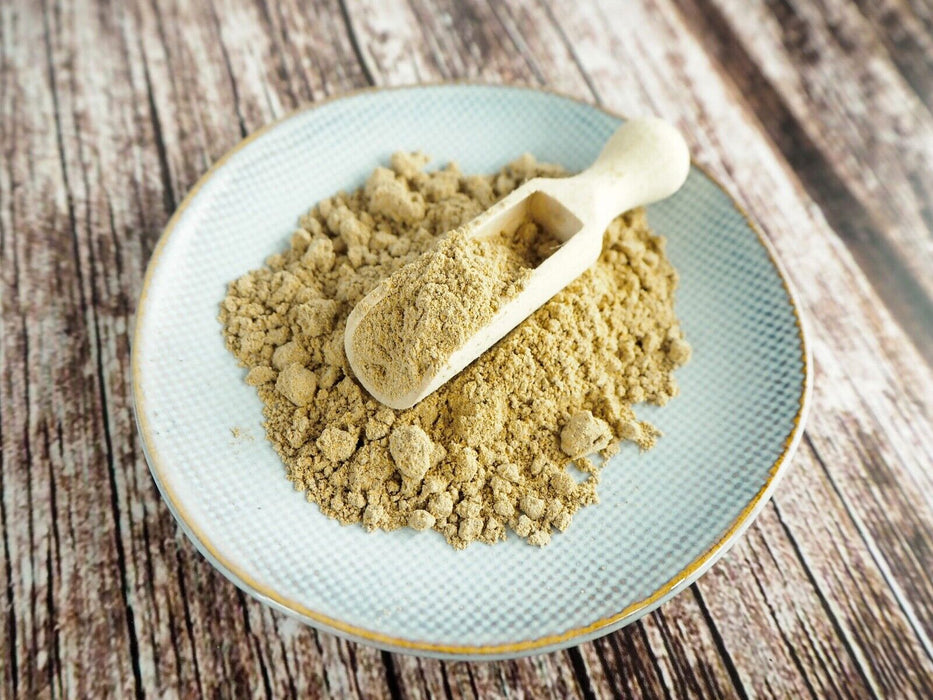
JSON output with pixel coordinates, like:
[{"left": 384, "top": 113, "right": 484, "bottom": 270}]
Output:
[
  {"left": 0, "top": 8, "right": 20, "bottom": 692},
  {"left": 339, "top": 0, "right": 378, "bottom": 85},
  {"left": 207, "top": 0, "right": 249, "bottom": 139}
]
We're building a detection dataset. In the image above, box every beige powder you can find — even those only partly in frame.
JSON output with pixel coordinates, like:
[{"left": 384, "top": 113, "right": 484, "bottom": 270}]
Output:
[
  {"left": 349, "top": 222, "right": 559, "bottom": 403},
  {"left": 219, "top": 152, "right": 690, "bottom": 548}
]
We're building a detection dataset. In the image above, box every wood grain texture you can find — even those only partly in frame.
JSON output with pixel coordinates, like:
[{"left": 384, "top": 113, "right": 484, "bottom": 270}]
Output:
[
  {"left": 1, "top": 0, "right": 932, "bottom": 697},
  {"left": 674, "top": 0, "right": 933, "bottom": 361}
]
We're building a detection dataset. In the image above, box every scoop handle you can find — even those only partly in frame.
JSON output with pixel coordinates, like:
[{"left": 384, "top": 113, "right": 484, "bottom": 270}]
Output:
[{"left": 573, "top": 118, "right": 691, "bottom": 227}]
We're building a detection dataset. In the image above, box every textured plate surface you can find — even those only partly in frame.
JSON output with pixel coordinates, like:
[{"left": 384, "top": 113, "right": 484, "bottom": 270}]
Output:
[{"left": 132, "top": 85, "right": 810, "bottom": 659}]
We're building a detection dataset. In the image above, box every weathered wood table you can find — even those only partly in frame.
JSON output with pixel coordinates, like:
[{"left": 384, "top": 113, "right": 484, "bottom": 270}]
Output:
[{"left": 3, "top": 0, "right": 932, "bottom": 696}]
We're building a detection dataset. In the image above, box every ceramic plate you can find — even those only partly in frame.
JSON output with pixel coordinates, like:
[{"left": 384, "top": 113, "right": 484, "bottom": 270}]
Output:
[{"left": 132, "top": 84, "right": 810, "bottom": 659}]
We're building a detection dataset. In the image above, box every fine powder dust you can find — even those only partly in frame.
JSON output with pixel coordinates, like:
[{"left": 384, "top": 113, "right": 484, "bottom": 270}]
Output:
[
  {"left": 220, "top": 152, "right": 691, "bottom": 548},
  {"left": 348, "top": 222, "right": 560, "bottom": 403}
]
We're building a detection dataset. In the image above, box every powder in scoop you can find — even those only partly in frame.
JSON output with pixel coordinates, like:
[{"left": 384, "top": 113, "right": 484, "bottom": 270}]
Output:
[
  {"left": 349, "top": 222, "right": 559, "bottom": 402},
  {"left": 219, "top": 152, "right": 690, "bottom": 548}
]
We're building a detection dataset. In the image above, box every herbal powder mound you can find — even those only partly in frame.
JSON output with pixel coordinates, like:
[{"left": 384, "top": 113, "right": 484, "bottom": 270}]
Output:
[{"left": 219, "top": 152, "right": 691, "bottom": 549}]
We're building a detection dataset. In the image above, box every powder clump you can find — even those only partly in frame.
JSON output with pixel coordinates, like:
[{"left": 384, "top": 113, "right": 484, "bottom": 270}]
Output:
[
  {"left": 389, "top": 425, "right": 434, "bottom": 483},
  {"left": 561, "top": 410, "right": 613, "bottom": 460},
  {"left": 219, "top": 153, "right": 690, "bottom": 548},
  {"left": 275, "top": 364, "right": 317, "bottom": 406}
]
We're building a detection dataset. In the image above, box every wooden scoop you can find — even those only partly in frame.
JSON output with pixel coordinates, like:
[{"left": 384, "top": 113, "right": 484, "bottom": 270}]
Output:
[{"left": 345, "top": 117, "right": 691, "bottom": 409}]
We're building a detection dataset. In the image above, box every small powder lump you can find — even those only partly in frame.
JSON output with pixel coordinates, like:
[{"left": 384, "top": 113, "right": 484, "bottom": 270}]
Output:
[
  {"left": 349, "top": 222, "right": 559, "bottom": 403},
  {"left": 219, "top": 151, "right": 691, "bottom": 549}
]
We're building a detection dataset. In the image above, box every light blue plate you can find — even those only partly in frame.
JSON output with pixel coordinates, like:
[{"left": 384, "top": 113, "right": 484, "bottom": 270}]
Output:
[{"left": 132, "top": 85, "right": 811, "bottom": 659}]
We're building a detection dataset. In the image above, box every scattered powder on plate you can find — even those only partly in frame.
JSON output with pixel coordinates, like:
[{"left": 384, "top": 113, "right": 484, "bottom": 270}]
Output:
[{"left": 219, "top": 152, "right": 691, "bottom": 548}]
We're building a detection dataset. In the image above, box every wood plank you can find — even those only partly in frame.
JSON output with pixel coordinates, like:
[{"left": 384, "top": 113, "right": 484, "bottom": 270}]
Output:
[
  {"left": 700, "top": 445, "right": 933, "bottom": 697},
  {"left": 0, "top": 2, "right": 139, "bottom": 696},
  {"left": 343, "top": 0, "right": 433, "bottom": 85},
  {"left": 40, "top": 0, "right": 241, "bottom": 694},
  {"left": 849, "top": 0, "right": 933, "bottom": 111},
  {"left": 778, "top": 439, "right": 933, "bottom": 694},
  {"left": 673, "top": 0, "right": 933, "bottom": 363}
]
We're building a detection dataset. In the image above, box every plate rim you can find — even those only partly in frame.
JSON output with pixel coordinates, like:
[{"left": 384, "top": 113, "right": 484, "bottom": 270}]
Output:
[{"left": 131, "top": 82, "right": 813, "bottom": 658}]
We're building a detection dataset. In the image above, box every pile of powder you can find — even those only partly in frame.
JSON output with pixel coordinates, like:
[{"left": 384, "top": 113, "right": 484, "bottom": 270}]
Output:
[
  {"left": 348, "top": 222, "right": 560, "bottom": 403},
  {"left": 219, "top": 151, "right": 691, "bottom": 548}
]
